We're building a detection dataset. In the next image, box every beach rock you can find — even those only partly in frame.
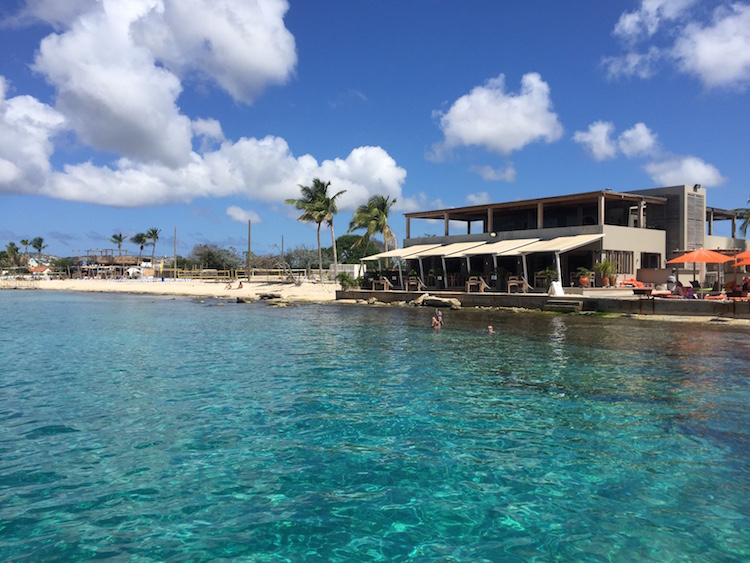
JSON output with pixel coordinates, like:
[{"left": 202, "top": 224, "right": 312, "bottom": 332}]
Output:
[
  {"left": 258, "top": 292, "right": 282, "bottom": 300},
  {"left": 409, "top": 294, "right": 427, "bottom": 306},
  {"left": 236, "top": 296, "right": 255, "bottom": 304},
  {"left": 423, "top": 295, "right": 461, "bottom": 310}
]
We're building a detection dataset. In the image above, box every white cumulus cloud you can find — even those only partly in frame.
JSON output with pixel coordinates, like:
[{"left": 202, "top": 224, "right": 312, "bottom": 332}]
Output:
[
  {"left": 0, "top": 77, "right": 67, "bottom": 194},
  {"left": 131, "top": 0, "right": 296, "bottom": 104},
  {"left": 226, "top": 206, "right": 262, "bottom": 224},
  {"left": 466, "top": 192, "right": 492, "bottom": 206},
  {"left": 574, "top": 121, "right": 658, "bottom": 161},
  {"left": 0, "top": 1, "right": 406, "bottom": 218},
  {"left": 431, "top": 72, "right": 563, "bottom": 159},
  {"left": 470, "top": 164, "right": 517, "bottom": 182},
  {"left": 613, "top": 0, "right": 697, "bottom": 41},
  {"left": 644, "top": 156, "right": 726, "bottom": 187},
  {"left": 606, "top": 1, "right": 750, "bottom": 90},
  {"left": 618, "top": 122, "right": 658, "bottom": 157},
  {"left": 672, "top": 3, "right": 750, "bottom": 89},
  {"left": 573, "top": 121, "right": 617, "bottom": 161}
]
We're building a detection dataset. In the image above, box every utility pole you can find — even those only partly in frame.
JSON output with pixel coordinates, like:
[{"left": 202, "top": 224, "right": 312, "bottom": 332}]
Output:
[{"left": 247, "top": 220, "right": 251, "bottom": 281}]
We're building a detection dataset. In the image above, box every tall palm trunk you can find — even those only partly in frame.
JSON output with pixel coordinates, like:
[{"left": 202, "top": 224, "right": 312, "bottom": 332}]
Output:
[
  {"left": 330, "top": 222, "right": 338, "bottom": 279},
  {"left": 317, "top": 224, "right": 323, "bottom": 281}
]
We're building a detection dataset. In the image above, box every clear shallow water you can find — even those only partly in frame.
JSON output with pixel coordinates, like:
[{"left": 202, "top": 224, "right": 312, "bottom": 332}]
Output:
[{"left": 1, "top": 291, "right": 749, "bottom": 562}]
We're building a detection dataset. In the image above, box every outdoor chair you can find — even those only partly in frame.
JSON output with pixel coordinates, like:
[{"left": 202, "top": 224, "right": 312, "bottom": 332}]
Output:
[
  {"left": 465, "top": 275, "right": 490, "bottom": 293},
  {"left": 407, "top": 276, "right": 426, "bottom": 291},
  {"left": 507, "top": 275, "right": 531, "bottom": 293},
  {"left": 371, "top": 276, "right": 393, "bottom": 291}
]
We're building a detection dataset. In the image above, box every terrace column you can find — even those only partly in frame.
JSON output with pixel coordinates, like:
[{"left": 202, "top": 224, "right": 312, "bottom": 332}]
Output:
[
  {"left": 444, "top": 212, "right": 449, "bottom": 236},
  {"left": 598, "top": 194, "right": 605, "bottom": 225},
  {"left": 487, "top": 208, "right": 493, "bottom": 234},
  {"left": 638, "top": 200, "right": 645, "bottom": 229},
  {"left": 405, "top": 217, "right": 410, "bottom": 239},
  {"left": 537, "top": 202, "right": 544, "bottom": 229}
]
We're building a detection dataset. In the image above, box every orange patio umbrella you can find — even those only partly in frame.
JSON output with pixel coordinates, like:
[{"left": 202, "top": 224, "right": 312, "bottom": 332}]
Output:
[
  {"left": 666, "top": 248, "right": 734, "bottom": 265},
  {"left": 735, "top": 258, "right": 750, "bottom": 268},
  {"left": 734, "top": 249, "right": 750, "bottom": 261},
  {"left": 667, "top": 248, "right": 733, "bottom": 288}
]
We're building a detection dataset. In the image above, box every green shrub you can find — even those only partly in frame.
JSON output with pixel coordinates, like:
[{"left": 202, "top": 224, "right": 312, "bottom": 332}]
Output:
[{"left": 336, "top": 272, "right": 361, "bottom": 290}]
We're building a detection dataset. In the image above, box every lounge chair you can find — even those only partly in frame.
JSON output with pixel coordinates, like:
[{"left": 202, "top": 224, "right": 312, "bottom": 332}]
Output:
[
  {"left": 507, "top": 275, "right": 531, "bottom": 293},
  {"left": 371, "top": 276, "right": 393, "bottom": 291},
  {"left": 465, "top": 275, "right": 490, "bottom": 293},
  {"left": 407, "top": 276, "right": 426, "bottom": 291}
]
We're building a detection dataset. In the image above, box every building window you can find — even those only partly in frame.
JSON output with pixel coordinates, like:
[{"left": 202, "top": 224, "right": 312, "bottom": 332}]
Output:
[
  {"left": 641, "top": 252, "right": 660, "bottom": 269},
  {"left": 603, "top": 250, "right": 634, "bottom": 274}
]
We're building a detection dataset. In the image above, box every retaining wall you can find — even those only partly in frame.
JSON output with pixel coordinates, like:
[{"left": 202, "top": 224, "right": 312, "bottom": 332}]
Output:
[{"left": 336, "top": 290, "right": 750, "bottom": 319}]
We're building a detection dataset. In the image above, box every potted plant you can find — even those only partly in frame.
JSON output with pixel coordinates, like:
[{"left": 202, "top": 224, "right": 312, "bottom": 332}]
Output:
[
  {"left": 577, "top": 266, "right": 593, "bottom": 287},
  {"left": 540, "top": 266, "right": 559, "bottom": 283},
  {"left": 593, "top": 261, "right": 614, "bottom": 287}
]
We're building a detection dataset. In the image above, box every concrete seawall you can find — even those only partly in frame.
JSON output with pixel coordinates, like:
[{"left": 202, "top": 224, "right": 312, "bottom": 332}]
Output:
[{"left": 336, "top": 289, "right": 750, "bottom": 319}]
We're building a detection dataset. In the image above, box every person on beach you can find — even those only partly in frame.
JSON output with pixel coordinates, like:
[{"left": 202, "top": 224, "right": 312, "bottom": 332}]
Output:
[
  {"left": 237, "top": 281, "right": 243, "bottom": 289},
  {"left": 224, "top": 282, "right": 232, "bottom": 290}
]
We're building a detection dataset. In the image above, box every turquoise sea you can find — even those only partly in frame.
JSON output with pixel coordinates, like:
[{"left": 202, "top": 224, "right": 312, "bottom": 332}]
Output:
[{"left": 1, "top": 291, "right": 749, "bottom": 562}]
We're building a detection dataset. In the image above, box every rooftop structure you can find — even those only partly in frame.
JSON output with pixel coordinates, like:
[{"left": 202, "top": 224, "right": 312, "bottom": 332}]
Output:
[{"left": 397, "top": 184, "right": 747, "bottom": 290}]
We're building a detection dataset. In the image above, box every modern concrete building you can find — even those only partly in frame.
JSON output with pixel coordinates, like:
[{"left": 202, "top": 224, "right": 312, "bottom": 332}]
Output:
[{"left": 398, "top": 184, "right": 747, "bottom": 290}]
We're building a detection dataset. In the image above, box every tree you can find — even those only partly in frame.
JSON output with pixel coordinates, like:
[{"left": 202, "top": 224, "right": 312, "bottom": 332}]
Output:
[
  {"left": 19, "top": 239, "right": 30, "bottom": 264},
  {"left": 285, "top": 178, "right": 345, "bottom": 281},
  {"left": 5, "top": 242, "right": 19, "bottom": 266},
  {"left": 188, "top": 244, "right": 243, "bottom": 270},
  {"left": 31, "top": 237, "right": 47, "bottom": 259},
  {"left": 109, "top": 233, "right": 125, "bottom": 251},
  {"left": 146, "top": 228, "right": 161, "bottom": 260},
  {"left": 321, "top": 184, "right": 346, "bottom": 278},
  {"left": 130, "top": 233, "right": 147, "bottom": 262},
  {"left": 336, "top": 234, "right": 380, "bottom": 263},
  {"left": 348, "top": 195, "right": 397, "bottom": 254}
]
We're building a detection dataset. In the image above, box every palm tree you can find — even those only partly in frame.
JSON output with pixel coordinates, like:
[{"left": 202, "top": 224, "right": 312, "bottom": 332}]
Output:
[
  {"left": 31, "top": 236, "right": 47, "bottom": 260},
  {"left": 5, "top": 242, "right": 19, "bottom": 266},
  {"left": 146, "top": 228, "right": 161, "bottom": 260},
  {"left": 109, "top": 233, "right": 125, "bottom": 252},
  {"left": 322, "top": 187, "right": 346, "bottom": 278},
  {"left": 285, "top": 179, "right": 345, "bottom": 281},
  {"left": 19, "top": 238, "right": 30, "bottom": 264},
  {"left": 348, "top": 195, "right": 397, "bottom": 254},
  {"left": 130, "top": 233, "right": 147, "bottom": 262}
]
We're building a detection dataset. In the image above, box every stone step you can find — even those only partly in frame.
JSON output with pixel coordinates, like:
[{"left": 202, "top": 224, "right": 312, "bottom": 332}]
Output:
[{"left": 543, "top": 299, "right": 583, "bottom": 313}]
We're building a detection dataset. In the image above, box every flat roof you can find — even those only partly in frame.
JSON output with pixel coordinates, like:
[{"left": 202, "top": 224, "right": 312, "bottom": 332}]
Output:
[{"left": 404, "top": 189, "right": 668, "bottom": 221}]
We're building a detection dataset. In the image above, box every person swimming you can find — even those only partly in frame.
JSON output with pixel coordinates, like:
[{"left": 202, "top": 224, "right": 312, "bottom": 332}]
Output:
[{"left": 488, "top": 325, "right": 495, "bottom": 334}]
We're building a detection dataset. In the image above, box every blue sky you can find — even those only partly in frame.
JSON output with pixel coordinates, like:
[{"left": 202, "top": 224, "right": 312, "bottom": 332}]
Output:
[{"left": 1, "top": 0, "right": 749, "bottom": 258}]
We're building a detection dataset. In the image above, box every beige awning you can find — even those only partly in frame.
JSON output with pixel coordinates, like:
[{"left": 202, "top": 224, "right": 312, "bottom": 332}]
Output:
[
  {"left": 360, "top": 243, "right": 442, "bottom": 261},
  {"left": 458, "top": 238, "right": 540, "bottom": 257},
  {"left": 408, "top": 241, "right": 488, "bottom": 258},
  {"left": 507, "top": 233, "right": 604, "bottom": 255}
]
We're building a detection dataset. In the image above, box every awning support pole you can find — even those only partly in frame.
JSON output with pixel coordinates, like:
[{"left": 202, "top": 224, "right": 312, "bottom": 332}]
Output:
[
  {"left": 442, "top": 257, "right": 448, "bottom": 289},
  {"left": 555, "top": 252, "right": 563, "bottom": 286},
  {"left": 522, "top": 255, "right": 529, "bottom": 292}
]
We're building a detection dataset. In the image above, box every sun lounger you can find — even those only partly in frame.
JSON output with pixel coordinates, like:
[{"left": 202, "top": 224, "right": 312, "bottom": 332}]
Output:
[
  {"left": 465, "top": 276, "right": 490, "bottom": 293},
  {"left": 371, "top": 276, "right": 393, "bottom": 291}
]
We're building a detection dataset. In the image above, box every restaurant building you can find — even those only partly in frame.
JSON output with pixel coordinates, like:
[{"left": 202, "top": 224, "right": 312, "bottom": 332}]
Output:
[{"left": 390, "top": 184, "right": 747, "bottom": 290}]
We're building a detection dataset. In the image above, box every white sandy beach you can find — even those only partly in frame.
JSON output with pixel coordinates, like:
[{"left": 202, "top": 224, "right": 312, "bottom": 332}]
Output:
[{"left": 34, "top": 278, "right": 339, "bottom": 302}]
